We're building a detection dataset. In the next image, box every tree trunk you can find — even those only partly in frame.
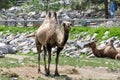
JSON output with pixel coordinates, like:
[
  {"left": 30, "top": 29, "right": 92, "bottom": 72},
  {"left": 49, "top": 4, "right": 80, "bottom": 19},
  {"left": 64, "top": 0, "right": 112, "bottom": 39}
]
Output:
[
  {"left": 46, "top": 0, "right": 49, "bottom": 13},
  {"left": 104, "top": 0, "right": 109, "bottom": 19}
]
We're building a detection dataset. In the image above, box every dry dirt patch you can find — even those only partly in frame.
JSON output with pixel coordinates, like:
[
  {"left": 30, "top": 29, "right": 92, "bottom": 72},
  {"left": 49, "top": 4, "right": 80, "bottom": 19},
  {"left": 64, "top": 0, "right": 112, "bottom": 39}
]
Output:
[
  {"left": 1, "top": 64, "right": 120, "bottom": 80},
  {"left": 1, "top": 54, "right": 120, "bottom": 80}
]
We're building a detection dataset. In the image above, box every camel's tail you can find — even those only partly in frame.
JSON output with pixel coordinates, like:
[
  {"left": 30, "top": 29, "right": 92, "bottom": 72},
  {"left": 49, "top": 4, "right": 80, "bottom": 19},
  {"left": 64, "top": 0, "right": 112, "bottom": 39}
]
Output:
[{"left": 26, "top": 34, "right": 35, "bottom": 38}]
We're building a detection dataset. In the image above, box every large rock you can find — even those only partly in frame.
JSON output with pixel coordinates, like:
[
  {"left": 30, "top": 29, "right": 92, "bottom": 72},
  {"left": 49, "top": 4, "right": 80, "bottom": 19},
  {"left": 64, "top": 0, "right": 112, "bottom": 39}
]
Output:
[
  {"left": 41, "top": 12, "right": 46, "bottom": 18},
  {"left": 0, "top": 43, "right": 16, "bottom": 54},
  {"left": 0, "top": 43, "right": 8, "bottom": 54}
]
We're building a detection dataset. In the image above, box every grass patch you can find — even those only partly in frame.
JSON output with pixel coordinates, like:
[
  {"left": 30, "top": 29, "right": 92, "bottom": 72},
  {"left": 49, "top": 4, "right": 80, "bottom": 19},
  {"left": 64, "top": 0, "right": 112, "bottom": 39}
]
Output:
[
  {"left": 57, "top": 55, "right": 120, "bottom": 69},
  {"left": 37, "top": 77, "right": 45, "bottom": 80},
  {"left": 0, "top": 57, "right": 21, "bottom": 68},
  {"left": 22, "top": 54, "right": 120, "bottom": 69},
  {"left": 0, "top": 76, "right": 9, "bottom": 80},
  {"left": 0, "top": 25, "right": 36, "bottom": 34}
]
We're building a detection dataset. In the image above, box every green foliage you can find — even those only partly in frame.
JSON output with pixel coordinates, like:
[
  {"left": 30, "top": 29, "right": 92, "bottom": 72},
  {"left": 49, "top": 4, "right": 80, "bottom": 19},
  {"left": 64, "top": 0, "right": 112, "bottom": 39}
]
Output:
[
  {"left": 115, "top": 0, "right": 120, "bottom": 3},
  {"left": 49, "top": 3, "right": 63, "bottom": 11},
  {"left": 30, "top": 0, "right": 41, "bottom": 11},
  {"left": 30, "top": 0, "right": 62, "bottom": 12},
  {"left": 0, "top": 26, "right": 36, "bottom": 34},
  {"left": 69, "top": 0, "right": 103, "bottom": 10},
  {"left": 37, "top": 78, "right": 44, "bottom": 80},
  {"left": 70, "top": 0, "right": 88, "bottom": 10},
  {"left": 70, "top": 26, "right": 120, "bottom": 40},
  {"left": 0, "top": 0, "right": 16, "bottom": 10},
  {"left": 109, "top": 27, "right": 120, "bottom": 38},
  {"left": 0, "top": 76, "right": 9, "bottom": 80}
]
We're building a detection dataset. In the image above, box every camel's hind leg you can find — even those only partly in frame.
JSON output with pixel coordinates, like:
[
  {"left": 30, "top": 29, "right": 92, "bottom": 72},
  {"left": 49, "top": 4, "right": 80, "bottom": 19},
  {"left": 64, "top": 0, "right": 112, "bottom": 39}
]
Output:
[
  {"left": 43, "top": 46, "right": 47, "bottom": 74},
  {"left": 46, "top": 44, "right": 52, "bottom": 76},
  {"left": 36, "top": 39, "right": 42, "bottom": 73}
]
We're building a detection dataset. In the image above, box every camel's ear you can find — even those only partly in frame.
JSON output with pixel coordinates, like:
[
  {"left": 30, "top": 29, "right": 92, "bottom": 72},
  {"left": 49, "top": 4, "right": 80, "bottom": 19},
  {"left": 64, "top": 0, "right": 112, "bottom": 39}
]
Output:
[
  {"left": 91, "top": 38, "right": 97, "bottom": 43},
  {"left": 110, "top": 39, "right": 114, "bottom": 43}
]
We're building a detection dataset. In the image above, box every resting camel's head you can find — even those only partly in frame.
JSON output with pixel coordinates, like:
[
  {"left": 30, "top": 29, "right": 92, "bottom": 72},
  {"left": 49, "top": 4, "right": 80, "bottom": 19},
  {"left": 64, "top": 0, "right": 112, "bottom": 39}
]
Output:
[
  {"left": 62, "top": 21, "right": 72, "bottom": 32},
  {"left": 84, "top": 41, "right": 96, "bottom": 48}
]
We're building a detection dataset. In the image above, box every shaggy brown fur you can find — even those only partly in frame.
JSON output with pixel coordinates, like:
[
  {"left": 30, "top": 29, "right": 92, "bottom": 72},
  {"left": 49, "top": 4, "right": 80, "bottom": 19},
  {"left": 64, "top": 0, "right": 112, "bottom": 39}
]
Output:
[
  {"left": 35, "top": 11, "right": 72, "bottom": 76},
  {"left": 84, "top": 41, "right": 120, "bottom": 60},
  {"left": 105, "top": 40, "right": 120, "bottom": 60}
]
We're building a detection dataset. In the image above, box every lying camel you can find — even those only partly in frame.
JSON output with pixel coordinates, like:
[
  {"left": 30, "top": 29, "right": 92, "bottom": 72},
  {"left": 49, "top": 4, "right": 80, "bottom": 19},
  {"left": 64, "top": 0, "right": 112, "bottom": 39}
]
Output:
[
  {"left": 35, "top": 11, "right": 72, "bottom": 76},
  {"left": 84, "top": 40, "right": 120, "bottom": 60},
  {"left": 105, "top": 39, "right": 120, "bottom": 60}
]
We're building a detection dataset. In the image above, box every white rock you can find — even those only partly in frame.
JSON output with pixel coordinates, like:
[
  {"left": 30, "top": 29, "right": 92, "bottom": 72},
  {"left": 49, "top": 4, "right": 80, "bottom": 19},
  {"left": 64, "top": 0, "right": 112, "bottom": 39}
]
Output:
[
  {"left": 104, "top": 31, "right": 109, "bottom": 36},
  {"left": 31, "top": 48, "right": 37, "bottom": 53}
]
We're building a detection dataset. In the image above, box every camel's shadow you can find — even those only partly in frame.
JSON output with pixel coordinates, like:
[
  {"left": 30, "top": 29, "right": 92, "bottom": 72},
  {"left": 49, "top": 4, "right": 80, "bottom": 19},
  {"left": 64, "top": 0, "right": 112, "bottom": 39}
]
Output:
[{"left": 47, "top": 74, "right": 72, "bottom": 80}]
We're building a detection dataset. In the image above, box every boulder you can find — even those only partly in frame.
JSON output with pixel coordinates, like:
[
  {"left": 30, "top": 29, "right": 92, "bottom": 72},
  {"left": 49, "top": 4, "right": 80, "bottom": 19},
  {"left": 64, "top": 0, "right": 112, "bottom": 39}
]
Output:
[
  {"left": 0, "top": 43, "right": 16, "bottom": 54},
  {"left": 41, "top": 12, "right": 46, "bottom": 18}
]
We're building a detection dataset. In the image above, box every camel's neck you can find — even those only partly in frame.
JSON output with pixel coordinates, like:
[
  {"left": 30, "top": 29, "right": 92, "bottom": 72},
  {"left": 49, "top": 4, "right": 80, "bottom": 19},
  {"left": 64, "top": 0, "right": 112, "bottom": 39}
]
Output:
[
  {"left": 61, "top": 30, "right": 69, "bottom": 46},
  {"left": 91, "top": 45, "right": 102, "bottom": 57}
]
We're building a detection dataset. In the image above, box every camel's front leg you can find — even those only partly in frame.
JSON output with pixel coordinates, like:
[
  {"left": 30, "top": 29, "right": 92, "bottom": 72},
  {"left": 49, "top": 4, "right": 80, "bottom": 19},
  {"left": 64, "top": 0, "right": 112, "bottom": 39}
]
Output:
[{"left": 54, "top": 47, "right": 63, "bottom": 76}]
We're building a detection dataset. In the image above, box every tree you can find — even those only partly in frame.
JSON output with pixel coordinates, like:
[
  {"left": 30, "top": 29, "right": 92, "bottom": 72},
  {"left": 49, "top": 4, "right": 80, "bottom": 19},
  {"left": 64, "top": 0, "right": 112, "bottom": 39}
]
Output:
[
  {"left": 104, "top": 0, "right": 109, "bottom": 19},
  {"left": 30, "top": 0, "right": 40, "bottom": 11},
  {"left": 0, "top": 0, "right": 16, "bottom": 10},
  {"left": 30, "top": 0, "right": 62, "bottom": 12}
]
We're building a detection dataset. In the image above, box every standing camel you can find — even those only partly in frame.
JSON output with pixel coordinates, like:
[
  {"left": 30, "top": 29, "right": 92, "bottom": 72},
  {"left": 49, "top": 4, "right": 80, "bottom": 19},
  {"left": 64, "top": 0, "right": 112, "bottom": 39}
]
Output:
[{"left": 35, "top": 11, "right": 72, "bottom": 76}]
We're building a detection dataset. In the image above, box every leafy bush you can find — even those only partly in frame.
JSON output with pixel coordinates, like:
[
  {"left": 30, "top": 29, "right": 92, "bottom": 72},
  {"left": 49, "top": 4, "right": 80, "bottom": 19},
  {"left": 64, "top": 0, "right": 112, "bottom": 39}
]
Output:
[
  {"left": 1, "top": 25, "right": 120, "bottom": 41},
  {"left": 0, "top": 0, "right": 16, "bottom": 10},
  {"left": 0, "top": 26, "right": 36, "bottom": 34},
  {"left": 70, "top": 26, "right": 120, "bottom": 40}
]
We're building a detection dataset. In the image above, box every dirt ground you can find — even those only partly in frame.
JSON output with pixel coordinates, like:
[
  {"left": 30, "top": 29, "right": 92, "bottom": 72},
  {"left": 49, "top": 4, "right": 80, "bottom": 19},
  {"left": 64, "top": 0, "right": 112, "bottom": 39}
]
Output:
[{"left": 0, "top": 54, "right": 120, "bottom": 80}]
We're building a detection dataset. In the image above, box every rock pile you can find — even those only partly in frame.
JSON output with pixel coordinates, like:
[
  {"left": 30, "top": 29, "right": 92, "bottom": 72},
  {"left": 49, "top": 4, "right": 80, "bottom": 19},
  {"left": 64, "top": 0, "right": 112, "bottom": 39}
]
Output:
[
  {"left": 0, "top": 32, "right": 36, "bottom": 57},
  {"left": 0, "top": 31, "right": 120, "bottom": 58},
  {"left": 0, "top": 5, "right": 116, "bottom": 27}
]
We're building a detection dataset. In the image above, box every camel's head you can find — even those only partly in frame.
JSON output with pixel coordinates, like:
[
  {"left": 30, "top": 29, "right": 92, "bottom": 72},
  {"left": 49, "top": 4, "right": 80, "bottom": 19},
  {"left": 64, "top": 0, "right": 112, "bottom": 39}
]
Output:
[
  {"left": 84, "top": 41, "right": 96, "bottom": 48},
  {"left": 62, "top": 21, "right": 72, "bottom": 32}
]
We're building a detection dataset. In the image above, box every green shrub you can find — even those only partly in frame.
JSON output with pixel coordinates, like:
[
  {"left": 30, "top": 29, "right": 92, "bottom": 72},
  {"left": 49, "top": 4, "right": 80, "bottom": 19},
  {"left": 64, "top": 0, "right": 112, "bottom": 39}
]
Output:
[
  {"left": 70, "top": 26, "right": 120, "bottom": 40},
  {"left": 0, "top": 26, "right": 36, "bottom": 34}
]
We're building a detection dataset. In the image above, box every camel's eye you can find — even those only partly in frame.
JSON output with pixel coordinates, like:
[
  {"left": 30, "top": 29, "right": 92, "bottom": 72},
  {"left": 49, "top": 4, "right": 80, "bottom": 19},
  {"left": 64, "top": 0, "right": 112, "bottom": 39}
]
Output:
[
  {"left": 89, "top": 43, "right": 91, "bottom": 45},
  {"left": 69, "top": 23, "right": 72, "bottom": 26}
]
